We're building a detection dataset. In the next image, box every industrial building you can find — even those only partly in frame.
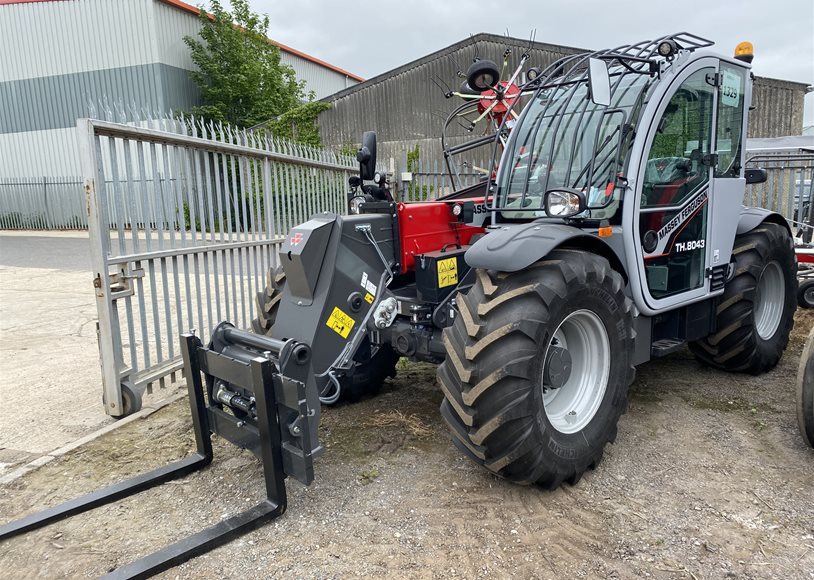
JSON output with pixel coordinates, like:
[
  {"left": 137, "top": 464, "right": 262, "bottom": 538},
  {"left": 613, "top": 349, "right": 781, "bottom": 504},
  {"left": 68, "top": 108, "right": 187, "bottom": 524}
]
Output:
[
  {"left": 317, "top": 33, "right": 810, "bottom": 163},
  {"left": 0, "top": 0, "right": 362, "bottom": 178}
]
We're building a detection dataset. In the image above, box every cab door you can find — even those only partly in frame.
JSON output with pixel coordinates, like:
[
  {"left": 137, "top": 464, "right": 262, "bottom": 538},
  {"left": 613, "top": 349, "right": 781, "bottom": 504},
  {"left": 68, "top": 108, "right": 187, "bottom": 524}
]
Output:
[{"left": 633, "top": 59, "right": 719, "bottom": 310}]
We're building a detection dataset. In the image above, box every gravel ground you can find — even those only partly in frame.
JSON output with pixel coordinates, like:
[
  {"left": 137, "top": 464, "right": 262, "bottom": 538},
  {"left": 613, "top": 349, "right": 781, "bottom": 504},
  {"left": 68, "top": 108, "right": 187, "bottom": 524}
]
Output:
[{"left": 0, "top": 310, "right": 812, "bottom": 579}]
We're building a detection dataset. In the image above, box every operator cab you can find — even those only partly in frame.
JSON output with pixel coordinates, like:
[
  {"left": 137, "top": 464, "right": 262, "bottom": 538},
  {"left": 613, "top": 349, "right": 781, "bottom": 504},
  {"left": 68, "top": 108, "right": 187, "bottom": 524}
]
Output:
[{"left": 487, "top": 33, "right": 758, "bottom": 314}]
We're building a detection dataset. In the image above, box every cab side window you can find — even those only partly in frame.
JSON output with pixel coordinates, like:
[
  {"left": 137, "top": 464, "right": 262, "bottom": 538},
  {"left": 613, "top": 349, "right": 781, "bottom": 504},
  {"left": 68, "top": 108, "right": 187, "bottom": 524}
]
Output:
[
  {"left": 715, "top": 63, "right": 746, "bottom": 178},
  {"left": 642, "top": 68, "right": 715, "bottom": 207}
]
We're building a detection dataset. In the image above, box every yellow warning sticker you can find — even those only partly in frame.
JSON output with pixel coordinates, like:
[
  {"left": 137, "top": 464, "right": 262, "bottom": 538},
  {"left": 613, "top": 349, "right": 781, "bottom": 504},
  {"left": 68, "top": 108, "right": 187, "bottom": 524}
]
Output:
[
  {"left": 326, "top": 306, "right": 355, "bottom": 338},
  {"left": 364, "top": 292, "right": 374, "bottom": 304},
  {"left": 437, "top": 257, "right": 458, "bottom": 288}
]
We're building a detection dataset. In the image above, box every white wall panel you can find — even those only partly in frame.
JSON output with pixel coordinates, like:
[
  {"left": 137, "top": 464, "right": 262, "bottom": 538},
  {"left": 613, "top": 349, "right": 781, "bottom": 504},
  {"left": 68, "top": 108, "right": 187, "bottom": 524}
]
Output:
[
  {"left": 280, "top": 52, "right": 358, "bottom": 100},
  {"left": 153, "top": 1, "right": 201, "bottom": 70},
  {"left": 0, "top": 0, "right": 156, "bottom": 82},
  {"left": 0, "top": 127, "right": 79, "bottom": 177}
]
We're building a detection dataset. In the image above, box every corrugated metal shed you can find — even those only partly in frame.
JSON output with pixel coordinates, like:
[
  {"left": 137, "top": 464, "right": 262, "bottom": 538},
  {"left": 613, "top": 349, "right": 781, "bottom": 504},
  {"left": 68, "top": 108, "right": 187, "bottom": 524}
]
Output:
[
  {"left": 0, "top": 0, "right": 183, "bottom": 176},
  {"left": 0, "top": 0, "right": 362, "bottom": 178},
  {"left": 749, "top": 76, "right": 809, "bottom": 138},
  {"left": 318, "top": 33, "right": 810, "bottom": 162},
  {"left": 155, "top": 0, "right": 363, "bottom": 98},
  {"left": 319, "top": 33, "right": 581, "bottom": 158}
]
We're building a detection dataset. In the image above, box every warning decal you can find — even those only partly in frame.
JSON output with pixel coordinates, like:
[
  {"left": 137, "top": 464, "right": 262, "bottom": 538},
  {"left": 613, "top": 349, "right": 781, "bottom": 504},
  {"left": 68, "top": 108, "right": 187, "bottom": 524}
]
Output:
[
  {"left": 364, "top": 292, "right": 374, "bottom": 304},
  {"left": 437, "top": 257, "right": 458, "bottom": 288},
  {"left": 326, "top": 306, "right": 355, "bottom": 338}
]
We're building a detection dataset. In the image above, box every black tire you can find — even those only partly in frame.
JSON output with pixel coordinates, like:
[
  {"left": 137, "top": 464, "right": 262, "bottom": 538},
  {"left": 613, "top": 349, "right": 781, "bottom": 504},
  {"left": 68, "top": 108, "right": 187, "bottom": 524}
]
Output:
[
  {"left": 459, "top": 80, "right": 479, "bottom": 96},
  {"left": 438, "top": 250, "right": 635, "bottom": 488},
  {"left": 252, "top": 267, "right": 399, "bottom": 403},
  {"left": 797, "top": 327, "right": 814, "bottom": 448},
  {"left": 466, "top": 59, "right": 500, "bottom": 91},
  {"left": 798, "top": 279, "right": 814, "bottom": 309},
  {"left": 105, "top": 383, "right": 142, "bottom": 418},
  {"left": 689, "top": 223, "right": 797, "bottom": 374}
]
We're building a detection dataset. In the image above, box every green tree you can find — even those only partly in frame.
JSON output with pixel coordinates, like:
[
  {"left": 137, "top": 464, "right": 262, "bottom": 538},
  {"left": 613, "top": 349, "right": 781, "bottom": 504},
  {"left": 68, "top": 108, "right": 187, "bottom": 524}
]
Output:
[
  {"left": 185, "top": 0, "right": 305, "bottom": 128},
  {"left": 266, "top": 101, "right": 331, "bottom": 147}
]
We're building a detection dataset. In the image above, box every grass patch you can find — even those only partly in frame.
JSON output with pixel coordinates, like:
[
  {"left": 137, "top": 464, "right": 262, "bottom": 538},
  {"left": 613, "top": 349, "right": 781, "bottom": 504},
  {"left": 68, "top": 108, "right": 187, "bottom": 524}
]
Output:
[{"left": 365, "top": 410, "right": 433, "bottom": 438}]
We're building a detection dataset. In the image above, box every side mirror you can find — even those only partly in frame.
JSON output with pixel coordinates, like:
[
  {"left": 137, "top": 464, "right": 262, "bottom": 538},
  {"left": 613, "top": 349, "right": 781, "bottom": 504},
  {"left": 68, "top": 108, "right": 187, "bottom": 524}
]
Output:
[
  {"left": 544, "top": 188, "right": 587, "bottom": 218},
  {"left": 745, "top": 168, "right": 767, "bottom": 184},
  {"left": 357, "top": 131, "right": 377, "bottom": 181},
  {"left": 588, "top": 58, "right": 611, "bottom": 107}
]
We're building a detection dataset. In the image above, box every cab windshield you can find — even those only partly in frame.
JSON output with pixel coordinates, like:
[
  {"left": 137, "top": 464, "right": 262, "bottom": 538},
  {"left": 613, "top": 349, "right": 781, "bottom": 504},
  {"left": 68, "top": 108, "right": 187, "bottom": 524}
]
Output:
[{"left": 496, "top": 69, "right": 653, "bottom": 220}]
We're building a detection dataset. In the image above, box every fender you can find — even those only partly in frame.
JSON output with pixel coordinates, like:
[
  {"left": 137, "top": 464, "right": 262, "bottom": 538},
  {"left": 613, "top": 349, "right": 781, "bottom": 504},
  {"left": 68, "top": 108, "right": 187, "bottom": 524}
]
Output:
[
  {"left": 736, "top": 206, "right": 791, "bottom": 236},
  {"left": 465, "top": 222, "right": 627, "bottom": 279}
]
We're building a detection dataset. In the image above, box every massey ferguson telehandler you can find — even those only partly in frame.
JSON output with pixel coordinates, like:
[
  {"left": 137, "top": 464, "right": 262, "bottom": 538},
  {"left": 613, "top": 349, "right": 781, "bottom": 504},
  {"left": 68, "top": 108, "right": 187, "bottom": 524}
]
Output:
[{"left": 0, "top": 33, "right": 799, "bottom": 578}]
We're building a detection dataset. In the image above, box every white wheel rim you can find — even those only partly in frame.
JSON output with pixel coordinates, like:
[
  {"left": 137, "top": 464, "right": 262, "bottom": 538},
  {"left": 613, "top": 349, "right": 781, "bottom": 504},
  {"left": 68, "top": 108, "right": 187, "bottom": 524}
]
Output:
[
  {"left": 754, "top": 261, "right": 785, "bottom": 340},
  {"left": 542, "top": 309, "right": 611, "bottom": 434}
]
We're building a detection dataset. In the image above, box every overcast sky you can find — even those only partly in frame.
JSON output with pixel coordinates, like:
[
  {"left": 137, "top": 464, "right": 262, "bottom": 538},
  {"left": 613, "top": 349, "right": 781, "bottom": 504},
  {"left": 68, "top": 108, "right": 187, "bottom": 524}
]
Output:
[{"left": 236, "top": 0, "right": 814, "bottom": 125}]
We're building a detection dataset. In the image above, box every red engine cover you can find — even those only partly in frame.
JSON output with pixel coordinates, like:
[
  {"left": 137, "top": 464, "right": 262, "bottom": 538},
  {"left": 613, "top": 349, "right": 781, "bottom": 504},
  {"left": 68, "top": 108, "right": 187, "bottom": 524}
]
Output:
[{"left": 397, "top": 202, "right": 485, "bottom": 273}]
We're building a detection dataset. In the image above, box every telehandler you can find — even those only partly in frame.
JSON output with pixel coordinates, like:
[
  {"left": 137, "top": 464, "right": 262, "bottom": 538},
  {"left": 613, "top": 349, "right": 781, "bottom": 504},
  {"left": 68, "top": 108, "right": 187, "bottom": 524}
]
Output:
[
  {"left": 1, "top": 32, "right": 798, "bottom": 578},
  {"left": 253, "top": 32, "right": 797, "bottom": 487}
]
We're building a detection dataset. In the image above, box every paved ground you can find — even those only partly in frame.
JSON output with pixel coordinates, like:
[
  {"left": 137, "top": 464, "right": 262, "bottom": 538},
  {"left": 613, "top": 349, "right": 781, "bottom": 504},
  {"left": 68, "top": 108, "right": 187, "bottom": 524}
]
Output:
[{"left": 0, "top": 232, "right": 116, "bottom": 471}]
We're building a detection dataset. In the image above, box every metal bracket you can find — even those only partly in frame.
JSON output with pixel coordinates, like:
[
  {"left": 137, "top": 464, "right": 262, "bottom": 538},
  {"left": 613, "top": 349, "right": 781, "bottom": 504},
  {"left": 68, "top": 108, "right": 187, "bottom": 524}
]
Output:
[{"left": 108, "top": 267, "right": 144, "bottom": 300}]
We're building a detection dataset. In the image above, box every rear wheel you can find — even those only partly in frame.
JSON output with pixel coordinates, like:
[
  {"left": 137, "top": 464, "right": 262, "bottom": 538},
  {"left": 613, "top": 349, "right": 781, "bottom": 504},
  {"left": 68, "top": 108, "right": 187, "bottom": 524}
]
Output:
[
  {"left": 438, "top": 250, "right": 635, "bottom": 488},
  {"left": 690, "top": 223, "right": 796, "bottom": 374},
  {"left": 252, "top": 267, "right": 398, "bottom": 403}
]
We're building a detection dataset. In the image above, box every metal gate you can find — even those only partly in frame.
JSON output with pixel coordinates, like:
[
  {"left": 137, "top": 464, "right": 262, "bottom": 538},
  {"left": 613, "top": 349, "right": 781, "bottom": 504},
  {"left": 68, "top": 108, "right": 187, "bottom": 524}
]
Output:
[
  {"left": 744, "top": 153, "right": 814, "bottom": 240},
  {"left": 79, "top": 118, "right": 357, "bottom": 416}
]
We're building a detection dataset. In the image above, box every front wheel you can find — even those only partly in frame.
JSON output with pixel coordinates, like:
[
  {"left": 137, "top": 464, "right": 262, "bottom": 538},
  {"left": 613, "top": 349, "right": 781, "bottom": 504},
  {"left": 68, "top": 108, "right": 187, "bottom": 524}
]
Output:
[
  {"left": 438, "top": 250, "right": 635, "bottom": 488},
  {"left": 690, "top": 223, "right": 797, "bottom": 374}
]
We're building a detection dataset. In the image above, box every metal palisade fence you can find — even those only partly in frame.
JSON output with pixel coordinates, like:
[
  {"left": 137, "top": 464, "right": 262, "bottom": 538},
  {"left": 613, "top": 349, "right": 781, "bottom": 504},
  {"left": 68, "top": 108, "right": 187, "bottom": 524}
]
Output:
[
  {"left": 4, "top": 146, "right": 812, "bottom": 229},
  {"left": 744, "top": 153, "right": 814, "bottom": 239},
  {"left": 78, "top": 117, "right": 358, "bottom": 416},
  {"left": 0, "top": 177, "right": 86, "bottom": 229},
  {"left": 400, "top": 150, "right": 814, "bottom": 235},
  {"left": 396, "top": 156, "right": 491, "bottom": 202}
]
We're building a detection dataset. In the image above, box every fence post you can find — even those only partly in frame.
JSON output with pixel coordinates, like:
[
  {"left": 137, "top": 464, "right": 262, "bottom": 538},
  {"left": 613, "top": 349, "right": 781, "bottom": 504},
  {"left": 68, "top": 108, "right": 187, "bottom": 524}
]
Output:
[
  {"left": 806, "top": 165, "right": 814, "bottom": 243},
  {"left": 79, "top": 118, "right": 125, "bottom": 416},
  {"left": 43, "top": 177, "right": 50, "bottom": 229}
]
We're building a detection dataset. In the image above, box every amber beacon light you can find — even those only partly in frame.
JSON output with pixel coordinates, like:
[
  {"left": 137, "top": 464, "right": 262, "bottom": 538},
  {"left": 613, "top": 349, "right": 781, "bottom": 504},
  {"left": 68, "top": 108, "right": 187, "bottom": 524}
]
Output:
[{"left": 734, "top": 41, "right": 754, "bottom": 63}]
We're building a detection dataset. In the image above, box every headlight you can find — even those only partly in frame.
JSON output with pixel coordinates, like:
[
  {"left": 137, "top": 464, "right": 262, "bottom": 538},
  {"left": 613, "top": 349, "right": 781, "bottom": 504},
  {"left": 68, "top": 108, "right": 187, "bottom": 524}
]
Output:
[
  {"left": 657, "top": 39, "right": 677, "bottom": 58},
  {"left": 349, "top": 196, "right": 365, "bottom": 214},
  {"left": 544, "top": 189, "right": 586, "bottom": 218}
]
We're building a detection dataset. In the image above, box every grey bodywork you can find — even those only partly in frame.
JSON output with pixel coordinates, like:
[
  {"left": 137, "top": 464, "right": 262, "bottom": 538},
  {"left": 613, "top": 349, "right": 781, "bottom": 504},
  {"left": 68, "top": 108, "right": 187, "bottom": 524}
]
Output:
[{"left": 272, "top": 212, "right": 396, "bottom": 389}]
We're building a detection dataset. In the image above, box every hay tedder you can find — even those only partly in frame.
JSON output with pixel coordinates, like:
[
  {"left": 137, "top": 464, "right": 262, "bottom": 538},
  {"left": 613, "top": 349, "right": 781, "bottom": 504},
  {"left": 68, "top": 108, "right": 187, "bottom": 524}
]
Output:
[{"left": 1, "top": 33, "right": 802, "bottom": 577}]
